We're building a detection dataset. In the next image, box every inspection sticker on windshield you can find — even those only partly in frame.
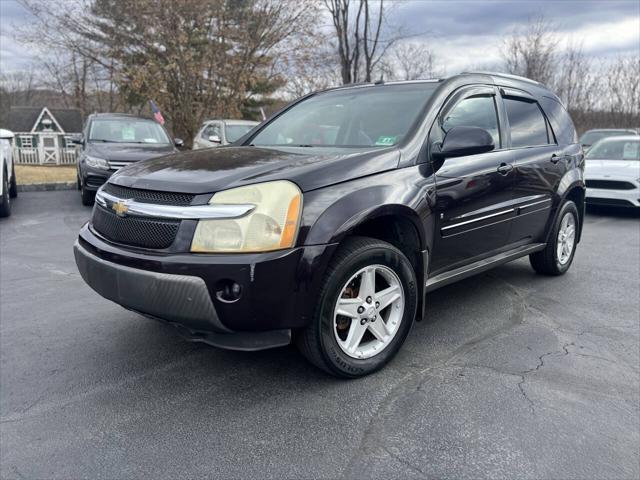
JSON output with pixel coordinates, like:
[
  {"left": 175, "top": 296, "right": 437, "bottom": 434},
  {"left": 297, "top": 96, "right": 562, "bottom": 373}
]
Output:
[{"left": 375, "top": 136, "right": 397, "bottom": 146}]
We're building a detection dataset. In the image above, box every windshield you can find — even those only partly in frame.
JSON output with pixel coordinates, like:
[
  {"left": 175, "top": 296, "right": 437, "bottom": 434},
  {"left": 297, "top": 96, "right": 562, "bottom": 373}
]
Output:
[
  {"left": 250, "top": 84, "right": 438, "bottom": 148},
  {"left": 226, "top": 124, "right": 255, "bottom": 143},
  {"left": 586, "top": 138, "right": 640, "bottom": 160},
  {"left": 89, "top": 118, "right": 171, "bottom": 144},
  {"left": 580, "top": 130, "right": 633, "bottom": 146}
]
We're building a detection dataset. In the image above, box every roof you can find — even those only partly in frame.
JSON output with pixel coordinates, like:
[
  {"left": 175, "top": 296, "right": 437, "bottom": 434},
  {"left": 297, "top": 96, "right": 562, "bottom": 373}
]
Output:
[
  {"left": 88, "top": 113, "right": 153, "bottom": 120},
  {"left": 583, "top": 128, "right": 637, "bottom": 133},
  {"left": 7, "top": 107, "right": 82, "bottom": 133},
  {"left": 203, "top": 119, "right": 259, "bottom": 125},
  {"left": 592, "top": 135, "right": 639, "bottom": 143}
]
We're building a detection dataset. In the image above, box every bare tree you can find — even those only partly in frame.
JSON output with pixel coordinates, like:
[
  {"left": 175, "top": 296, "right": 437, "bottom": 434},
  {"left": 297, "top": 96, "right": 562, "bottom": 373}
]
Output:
[
  {"left": 382, "top": 41, "right": 438, "bottom": 81},
  {"left": 502, "top": 15, "right": 558, "bottom": 85},
  {"left": 324, "top": 0, "right": 400, "bottom": 84}
]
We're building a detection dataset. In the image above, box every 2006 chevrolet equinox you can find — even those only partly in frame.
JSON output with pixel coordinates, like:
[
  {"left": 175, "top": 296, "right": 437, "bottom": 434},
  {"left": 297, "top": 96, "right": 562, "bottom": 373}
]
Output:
[{"left": 74, "top": 72, "right": 585, "bottom": 377}]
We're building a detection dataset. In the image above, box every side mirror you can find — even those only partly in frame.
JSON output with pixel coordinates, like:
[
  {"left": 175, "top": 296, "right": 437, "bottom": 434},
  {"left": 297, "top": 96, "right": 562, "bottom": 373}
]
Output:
[
  {"left": 208, "top": 135, "right": 222, "bottom": 144},
  {"left": 70, "top": 134, "right": 84, "bottom": 145},
  {"left": 434, "top": 126, "right": 495, "bottom": 159},
  {"left": 174, "top": 138, "right": 184, "bottom": 148}
]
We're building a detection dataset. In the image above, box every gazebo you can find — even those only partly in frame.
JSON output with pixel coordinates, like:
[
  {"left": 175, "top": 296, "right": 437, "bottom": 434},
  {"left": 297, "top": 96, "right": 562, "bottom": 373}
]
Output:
[{"left": 6, "top": 107, "right": 83, "bottom": 165}]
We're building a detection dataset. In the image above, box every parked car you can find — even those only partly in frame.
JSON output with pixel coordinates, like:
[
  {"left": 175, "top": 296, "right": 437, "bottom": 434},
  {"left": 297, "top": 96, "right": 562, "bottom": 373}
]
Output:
[
  {"left": 74, "top": 113, "right": 183, "bottom": 205},
  {"left": 0, "top": 128, "right": 17, "bottom": 218},
  {"left": 585, "top": 136, "right": 640, "bottom": 208},
  {"left": 192, "top": 119, "right": 259, "bottom": 149},
  {"left": 579, "top": 128, "right": 637, "bottom": 152},
  {"left": 74, "top": 73, "right": 585, "bottom": 377}
]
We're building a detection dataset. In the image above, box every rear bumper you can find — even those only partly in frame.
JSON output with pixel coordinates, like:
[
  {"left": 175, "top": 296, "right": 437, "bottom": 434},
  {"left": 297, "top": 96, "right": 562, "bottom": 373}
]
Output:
[{"left": 75, "top": 224, "right": 337, "bottom": 348}]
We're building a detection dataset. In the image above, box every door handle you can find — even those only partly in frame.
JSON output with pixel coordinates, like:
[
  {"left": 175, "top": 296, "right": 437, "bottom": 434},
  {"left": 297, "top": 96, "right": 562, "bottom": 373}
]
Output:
[{"left": 497, "top": 163, "right": 513, "bottom": 175}]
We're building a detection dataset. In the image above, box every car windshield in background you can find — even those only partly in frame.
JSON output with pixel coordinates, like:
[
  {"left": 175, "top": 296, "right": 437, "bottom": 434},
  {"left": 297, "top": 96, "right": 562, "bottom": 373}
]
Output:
[
  {"left": 250, "top": 83, "right": 438, "bottom": 148},
  {"left": 226, "top": 124, "right": 255, "bottom": 143},
  {"left": 580, "top": 130, "right": 633, "bottom": 146},
  {"left": 586, "top": 139, "right": 640, "bottom": 160},
  {"left": 89, "top": 119, "right": 171, "bottom": 144}
]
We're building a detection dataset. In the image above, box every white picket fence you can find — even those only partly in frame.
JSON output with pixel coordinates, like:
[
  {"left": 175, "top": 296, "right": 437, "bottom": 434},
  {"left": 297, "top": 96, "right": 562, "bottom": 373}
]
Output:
[{"left": 13, "top": 133, "right": 79, "bottom": 165}]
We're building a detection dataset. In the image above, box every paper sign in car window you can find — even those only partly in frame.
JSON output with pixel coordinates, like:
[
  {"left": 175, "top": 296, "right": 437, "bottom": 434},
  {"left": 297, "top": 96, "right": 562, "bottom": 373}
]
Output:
[
  {"left": 122, "top": 126, "right": 135, "bottom": 141},
  {"left": 375, "top": 136, "right": 397, "bottom": 146}
]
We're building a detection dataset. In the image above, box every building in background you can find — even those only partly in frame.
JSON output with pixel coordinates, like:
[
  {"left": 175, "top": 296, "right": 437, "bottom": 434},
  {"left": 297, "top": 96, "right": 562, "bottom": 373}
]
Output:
[{"left": 5, "top": 107, "right": 82, "bottom": 165}]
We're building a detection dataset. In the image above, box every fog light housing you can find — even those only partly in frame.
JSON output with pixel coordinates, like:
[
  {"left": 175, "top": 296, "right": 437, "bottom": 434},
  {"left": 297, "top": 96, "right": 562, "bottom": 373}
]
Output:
[{"left": 215, "top": 279, "right": 242, "bottom": 303}]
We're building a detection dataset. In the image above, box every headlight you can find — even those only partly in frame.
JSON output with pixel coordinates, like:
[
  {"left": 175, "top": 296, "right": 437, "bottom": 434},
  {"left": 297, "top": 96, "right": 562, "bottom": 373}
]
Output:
[
  {"left": 191, "top": 180, "right": 302, "bottom": 253},
  {"left": 84, "top": 155, "right": 110, "bottom": 170}
]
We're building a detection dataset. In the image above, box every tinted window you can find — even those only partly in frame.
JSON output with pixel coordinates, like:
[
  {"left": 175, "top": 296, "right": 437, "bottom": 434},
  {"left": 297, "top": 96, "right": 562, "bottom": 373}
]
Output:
[
  {"left": 586, "top": 139, "right": 640, "bottom": 160},
  {"left": 540, "top": 96, "right": 577, "bottom": 145},
  {"left": 504, "top": 98, "right": 549, "bottom": 148},
  {"left": 251, "top": 84, "right": 438, "bottom": 148},
  {"left": 441, "top": 95, "right": 500, "bottom": 146}
]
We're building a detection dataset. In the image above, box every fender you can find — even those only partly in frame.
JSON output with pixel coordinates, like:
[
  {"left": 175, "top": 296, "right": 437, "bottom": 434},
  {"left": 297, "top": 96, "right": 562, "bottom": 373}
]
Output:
[
  {"left": 300, "top": 178, "right": 432, "bottom": 250},
  {"left": 544, "top": 166, "right": 586, "bottom": 244}
]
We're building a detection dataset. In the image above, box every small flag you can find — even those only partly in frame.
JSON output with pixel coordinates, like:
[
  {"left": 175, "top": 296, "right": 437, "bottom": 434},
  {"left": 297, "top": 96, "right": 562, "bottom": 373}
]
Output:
[
  {"left": 149, "top": 100, "right": 165, "bottom": 125},
  {"left": 259, "top": 107, "right": 266, "bottom": 121}
]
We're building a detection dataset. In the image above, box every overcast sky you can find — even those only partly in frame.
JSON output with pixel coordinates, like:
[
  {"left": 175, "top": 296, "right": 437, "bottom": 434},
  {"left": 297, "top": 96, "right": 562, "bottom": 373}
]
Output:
[{"left": 1, "top": 0, "right": 639, "bottom": 76}]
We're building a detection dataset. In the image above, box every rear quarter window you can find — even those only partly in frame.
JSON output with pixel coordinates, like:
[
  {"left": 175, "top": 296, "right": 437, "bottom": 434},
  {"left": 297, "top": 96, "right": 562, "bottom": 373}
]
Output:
[
  {"left": 539, "top": 96, "right": 578, "bottom": 145},
  {"left": 504, "top": 97, "right": 549, "bottom": 148}
]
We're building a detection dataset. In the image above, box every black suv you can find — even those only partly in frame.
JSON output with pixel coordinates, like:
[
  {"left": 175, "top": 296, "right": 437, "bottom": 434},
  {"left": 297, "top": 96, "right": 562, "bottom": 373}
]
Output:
[
  {"left": 74, "top": 73, "right": 584, "bottom": 377},
  {"left": 75, "top": 113, "right": 182, "bottom": 205}
]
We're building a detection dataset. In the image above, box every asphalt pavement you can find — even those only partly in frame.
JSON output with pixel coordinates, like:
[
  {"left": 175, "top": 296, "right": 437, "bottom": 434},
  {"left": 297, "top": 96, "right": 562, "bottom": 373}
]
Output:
[{"left": 1, "top": 190, "right": 639, "bottom": 479}]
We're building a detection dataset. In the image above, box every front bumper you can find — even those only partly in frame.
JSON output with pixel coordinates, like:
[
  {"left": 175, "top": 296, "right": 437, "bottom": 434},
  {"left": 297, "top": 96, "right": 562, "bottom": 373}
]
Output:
[
  {"left": 75, "top": 224, "right": 337, "bottom": 349},
  {"left": 586, "top": 186, "right": 640, "bottom": 208}
]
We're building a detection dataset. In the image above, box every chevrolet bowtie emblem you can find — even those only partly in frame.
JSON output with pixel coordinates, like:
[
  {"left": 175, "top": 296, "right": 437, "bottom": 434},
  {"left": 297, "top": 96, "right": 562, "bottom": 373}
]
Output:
[{"left": 112, "top": 199, "right": 130, "bottom": 217}]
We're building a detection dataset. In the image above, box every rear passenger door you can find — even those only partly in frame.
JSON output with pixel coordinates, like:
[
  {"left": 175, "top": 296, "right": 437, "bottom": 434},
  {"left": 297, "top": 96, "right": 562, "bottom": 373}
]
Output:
[{"left": 501, "top": 89, "right": 566, "bottom": 246}]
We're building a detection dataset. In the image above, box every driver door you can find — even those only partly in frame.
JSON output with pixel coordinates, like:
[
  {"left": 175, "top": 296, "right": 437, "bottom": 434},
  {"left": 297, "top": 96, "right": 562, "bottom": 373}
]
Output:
[{"left": 429, "top": 86, "right": 516, "bottom": 274}]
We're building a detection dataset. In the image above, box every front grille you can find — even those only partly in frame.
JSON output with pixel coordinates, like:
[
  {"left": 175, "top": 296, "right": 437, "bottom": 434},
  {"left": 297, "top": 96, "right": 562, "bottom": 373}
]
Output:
[
  {"left": 102, "top": 183, "right": 195, "bottom": 206},
  {"left": 92, "top": 206, "right": 180, "bottom": 249},
  {"left": 586, "top": 180, "right": 636, "bottom": 190}
]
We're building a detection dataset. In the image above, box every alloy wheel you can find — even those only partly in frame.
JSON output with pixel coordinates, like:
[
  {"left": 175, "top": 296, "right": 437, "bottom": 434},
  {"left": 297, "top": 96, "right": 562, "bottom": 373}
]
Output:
[
  {"left": 557, "top": 212, "right": 576, "bottom": 265},
  {"left": 333, "top": 264, "right": 405, "bottom": 359}
]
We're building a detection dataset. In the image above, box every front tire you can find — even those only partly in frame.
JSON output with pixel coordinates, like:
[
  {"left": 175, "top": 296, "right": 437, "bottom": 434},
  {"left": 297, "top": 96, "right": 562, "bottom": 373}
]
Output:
[
  {"left": 295, "top": 237, "right": 418, "bottom": 378},
  {"left": 530, "top": 200, "right": 579, "bottom": 275},
  {"left": 9, "top": 163, "right": 17, "bottom": 198},
  {"left": 81, "top": 184, "right": 95, "bottom": 206},
  {"left": 0, "top": 172, "right": 11, "bottom": 217}
]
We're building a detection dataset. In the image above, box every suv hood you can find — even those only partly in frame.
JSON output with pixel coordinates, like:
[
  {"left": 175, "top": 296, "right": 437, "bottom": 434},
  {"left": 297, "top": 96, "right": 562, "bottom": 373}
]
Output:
[
  {"left": 109, "top": 146, "right": 399, "bottom": 194},
  {"left": 87, "top": 142, "right": 176, "bottom": 162}
]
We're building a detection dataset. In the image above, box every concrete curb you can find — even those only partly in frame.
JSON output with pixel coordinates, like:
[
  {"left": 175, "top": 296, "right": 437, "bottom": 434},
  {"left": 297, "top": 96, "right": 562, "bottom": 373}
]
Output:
[{"left": 17, "top": 182, "right": 77, "bottom": 192}]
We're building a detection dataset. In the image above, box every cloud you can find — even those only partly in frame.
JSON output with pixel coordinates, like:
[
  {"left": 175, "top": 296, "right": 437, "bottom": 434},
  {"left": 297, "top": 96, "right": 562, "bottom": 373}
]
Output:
[{"left": 391, "top": 0, "right": 639, "bottom": 73}]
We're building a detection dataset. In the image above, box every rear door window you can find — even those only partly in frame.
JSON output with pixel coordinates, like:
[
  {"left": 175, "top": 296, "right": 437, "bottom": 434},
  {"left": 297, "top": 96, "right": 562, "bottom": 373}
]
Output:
[{"left": 504, "top": 97, "right": 550, "bottom": 148}]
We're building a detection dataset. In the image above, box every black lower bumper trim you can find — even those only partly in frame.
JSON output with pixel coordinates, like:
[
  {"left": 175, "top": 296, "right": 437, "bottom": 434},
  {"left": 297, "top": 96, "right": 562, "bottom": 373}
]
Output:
[
  {"left": 74, "top": 240, "right": 231, "bottom": 333},
  {"left": 144, "top": 314, "right": 291, "bottom": 351}
]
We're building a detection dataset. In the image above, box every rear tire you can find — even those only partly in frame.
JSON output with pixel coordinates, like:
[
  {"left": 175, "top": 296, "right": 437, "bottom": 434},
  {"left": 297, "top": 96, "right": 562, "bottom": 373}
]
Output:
[
  {"left": 0, "top": 172, "right": 11, "bottom": 217},
  {"left": 81, "top": 184, "right": 95, "bottom": 206},
  {"left": 9, "top": 163, "right": 17, "bottom": 198},
  {"left": 530, "top": 200, "right": 579, "bottom": 275},
  {"left": 295, "top": 236, "right": 418, "bottom": 378}
]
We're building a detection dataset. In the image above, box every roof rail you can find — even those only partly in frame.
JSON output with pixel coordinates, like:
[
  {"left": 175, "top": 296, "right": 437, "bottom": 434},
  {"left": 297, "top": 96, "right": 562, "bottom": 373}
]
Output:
[{"left": 461, "top": 71, "right": 543, "bottom": 86}]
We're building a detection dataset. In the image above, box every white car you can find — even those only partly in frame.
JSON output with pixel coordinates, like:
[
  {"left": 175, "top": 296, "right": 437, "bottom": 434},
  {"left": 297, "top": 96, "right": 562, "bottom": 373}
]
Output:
[
  {"left": 0, "top": 128, "right": 17, "bottom": 217},
  {"left": 585, "top": 135, "right": 640, "bottom": 209},
  {"left": 192, "top": 119, "right": 259, "bottom": 149}
]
